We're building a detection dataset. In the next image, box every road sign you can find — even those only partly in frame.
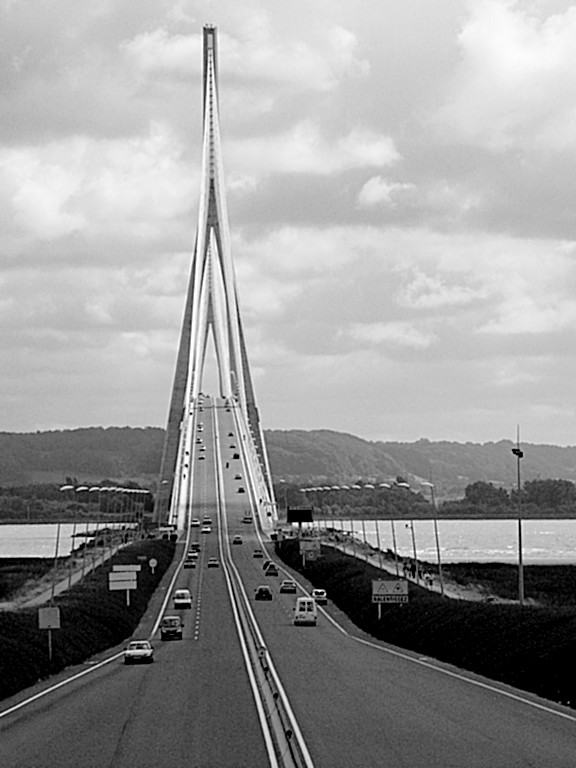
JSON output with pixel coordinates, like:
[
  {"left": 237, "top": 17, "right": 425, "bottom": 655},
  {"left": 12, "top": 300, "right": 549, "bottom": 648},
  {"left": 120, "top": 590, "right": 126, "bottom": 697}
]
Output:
[
  {"left": 149, "top": 558, "right": 158, "bottom": 573},
  {"left": 109, "top": 572, "right": 137, "bottom": 583},
  {"left": 372, "top": 579, "right": 409, "bottom": 604},
  {"left": 112, "top": 564, "right": 142, "bottom": 572},
  {"left": 38, "top": 606, "right": 61, "bottom": 630},
  {"left": 299, "top": 540, "right": 321, "bottom": 554}
]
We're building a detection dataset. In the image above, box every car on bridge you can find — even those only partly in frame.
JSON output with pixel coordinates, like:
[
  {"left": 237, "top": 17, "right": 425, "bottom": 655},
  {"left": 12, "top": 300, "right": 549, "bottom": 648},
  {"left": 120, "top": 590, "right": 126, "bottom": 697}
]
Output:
[
  {"left": 312, "top": 588, "right": 328, "bottom": 605},
  {"left": 232, "top": 535, "right": 242, "bottom": 545},
  {"left": 183, "top": 557, "right": 196, "bottom": 569},
  {"left": 207, "top": 557, "right": 220, "bottom": 568},
  {"left": 237, "top": 487, "right": 245, "bottom": 494},
  {"left": 203, "top": 517, "right": 212, "bottom": 525},
  {"left": 201, "top": 526, "right": 211, "bottom": 534},
  {"left": 234, "top": 473, "right": 242, "bottom": 480},
  {"left": 265, "top": 564, "right": 278, "bottom": 577},
  {"left": 255, "top": 586, "right": 273, "bottom": 601},
  {"left": 279, "top": 579, "right": 297, "bottom": 594},
  {"left": 173, "top": 589, "right": 192, "bottom": 609},
  {"left": 160, "top": 616, "right": 184, "bottom": 640},
  {"left": 124, "top": 640, "right": 154, "bottom": 664},
  {"left": 198, "top": 455, "right": 205, "bottom": 460},
  {"left": 253, "top": 549, "right": 264, "bottom": 558},
  {"left": 191, "top": 518, "right": 200, "bottom": 527},
  {"left": 293, "top": 597, "right": 317, "bottom": 626}
]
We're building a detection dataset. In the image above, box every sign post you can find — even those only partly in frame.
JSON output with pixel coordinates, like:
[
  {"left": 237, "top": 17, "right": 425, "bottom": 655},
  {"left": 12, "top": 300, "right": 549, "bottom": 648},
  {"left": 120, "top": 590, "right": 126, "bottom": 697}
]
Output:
[
  {"left": 109, "top": 565, "right": 140, "bottom": 606},
  {"left": 149, "top": 557, "right": 158, "bottom": 574},
  {"left": 39, "top": 606, "right": 61, "bottom": 664},
  {"left": 372, "top": 579, "right": 409, "bottom": 619}
]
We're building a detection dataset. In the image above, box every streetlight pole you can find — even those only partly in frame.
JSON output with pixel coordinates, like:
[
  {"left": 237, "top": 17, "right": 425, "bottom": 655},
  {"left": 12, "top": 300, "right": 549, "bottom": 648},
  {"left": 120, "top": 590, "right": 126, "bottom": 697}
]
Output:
[
  {"left": 421, "top": 481, "right": 444, "bottom": 597},
  {"left": 511, "top": 428, "right": 524, "bottom": 606}
]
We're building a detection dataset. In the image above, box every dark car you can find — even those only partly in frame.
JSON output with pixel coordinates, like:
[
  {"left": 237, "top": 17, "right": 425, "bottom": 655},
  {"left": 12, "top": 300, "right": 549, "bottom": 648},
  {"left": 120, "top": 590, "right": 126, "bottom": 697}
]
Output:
[
  {"left": 232, "top": 535, "right": 242, "bottom": 545},
  {"left": 160, "top": 616, "right": 183, "bottom": 641},
  {"left": 238, "top": 487, "right": 245, "bottom": 494},
  {"left": 255, "top": 586, "right": 273, "bottom": 601},
  {"left": 253, "top": 549, "right": 264, "bottom": 558},
  {"left": 265, "top": 565, "right": 278, "bottom": 577}
]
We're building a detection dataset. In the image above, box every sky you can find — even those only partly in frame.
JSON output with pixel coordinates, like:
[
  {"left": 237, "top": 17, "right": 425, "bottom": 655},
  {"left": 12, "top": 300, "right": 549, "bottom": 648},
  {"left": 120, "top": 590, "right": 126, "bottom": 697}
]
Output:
[{"left": 3, "top": 0, "right": 576, "bottom": 446}]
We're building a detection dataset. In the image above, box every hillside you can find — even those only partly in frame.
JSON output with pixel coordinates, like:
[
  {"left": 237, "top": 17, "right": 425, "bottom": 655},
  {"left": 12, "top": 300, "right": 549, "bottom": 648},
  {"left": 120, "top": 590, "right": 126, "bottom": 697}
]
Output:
[{"left": 1, "top": 426, "right": 576, "bottom": 497}]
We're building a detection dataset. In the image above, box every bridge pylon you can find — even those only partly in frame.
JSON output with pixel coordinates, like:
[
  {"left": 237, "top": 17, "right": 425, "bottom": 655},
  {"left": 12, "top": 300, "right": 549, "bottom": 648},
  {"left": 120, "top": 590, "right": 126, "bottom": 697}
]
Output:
[{"left": 156, "top": 25, "right": 275, "bottom": 528}]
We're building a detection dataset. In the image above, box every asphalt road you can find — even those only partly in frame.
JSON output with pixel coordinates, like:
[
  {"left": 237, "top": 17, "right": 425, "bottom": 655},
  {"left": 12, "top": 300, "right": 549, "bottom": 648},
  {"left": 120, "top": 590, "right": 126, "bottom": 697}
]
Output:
[{"left": 2, "top": 400, "right": 576, "bottom": 767}]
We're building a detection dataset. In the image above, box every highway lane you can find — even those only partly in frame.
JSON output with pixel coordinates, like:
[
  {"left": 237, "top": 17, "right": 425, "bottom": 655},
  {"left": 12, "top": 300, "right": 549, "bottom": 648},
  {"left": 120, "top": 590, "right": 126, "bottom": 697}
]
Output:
[
  {"left": 3, "top": 398, "right": 576, "bottom": 767},
  {"left": 218, "top": 476, "right": 576, "bottom": 763},
  {"left": 0, "top": 409, "right": 271, "bottom": 768}
]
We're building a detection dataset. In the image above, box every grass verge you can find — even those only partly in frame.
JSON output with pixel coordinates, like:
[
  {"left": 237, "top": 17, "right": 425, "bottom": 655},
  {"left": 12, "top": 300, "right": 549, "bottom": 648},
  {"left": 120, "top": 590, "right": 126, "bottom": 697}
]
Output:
[
  {"left": 276, "top": 539, "right": 576, "bottom": 709},
  {"left": 0, "top": 539, "right": 175, "bottom": 702}
]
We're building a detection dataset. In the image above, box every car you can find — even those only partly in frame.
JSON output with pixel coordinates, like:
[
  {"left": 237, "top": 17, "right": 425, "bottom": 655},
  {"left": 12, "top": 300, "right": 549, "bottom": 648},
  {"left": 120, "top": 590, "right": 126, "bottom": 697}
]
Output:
[
  {"left": 262, "top": 560, "right": 273, "bottom": 570},
  {"left": 229, "top": 444, "right": 236, "bottom": 449},
  {"left": 253, "top": 549, "right": 264, "bottom": 558},
  {"left": 160, "top": 616, "right": 184, "bottom": 640},
  {"left": 196, "top": 438, "right": 202, "bottom": 444},
  {"left": 188, "top": 550, "right": 199, "bottom": 559},
  {"left": 202, "top": 517, "right": 212, "bottom": 525},
  {"left": 199, "top": 445, "right": 206, "bottom": 452},
  {"left": 198, "top": 455, "right": 205, "bottom": 460},
  {"left": 293, "top": 597, "right": 317, "bottom": 626},
  {"left": 197, "top": 423, "right": 203, "bottom": 430},
  {"left": 189, "top": 541, "right": 200, "bottom": 551},
  {"left": 232, "top": 535, "right": 242, "bottom": 545},
  {"left": 234, "top": 474, "right": 242, "bottom": 480},
  {"left": 265, "top": 565, "right": 278, "bottom": 577},
  {"left": 228, "top": 432, "right": 234, "bottom": 437},
  {"left": 238, "top": 487, "right": 245, "bottom": 494},
  {"left": 312, "top": 588, "right": 328, "bottom": 605},
  {"left": 255, "top": 586, "right": 273, "bottom": 601},
  {"left": 242, "top": 514, "right": 253, "bottom": 524},
  {"left": 191, "top": 518, "right": 200, "bottom": 527},
  {"left": 233, "top": 453, "right": 239, "bottom": 459},
  {"left": 201, "top": 526, "right": 211, "bottom": 534},
  {"left": 183, "top": 558, "right": 196, "bottom": 569},
  {"left": 207, "top": 557, "right": 220, "bottom": 568},
  {"left": 173, "top": 588, "right": 192, "bottom": 609},
  {"left": 279, "top": 579, "right": 297, "bottom": 594},
  {"left": 124, "top": 640, "right": 154, "bottom": 664}
]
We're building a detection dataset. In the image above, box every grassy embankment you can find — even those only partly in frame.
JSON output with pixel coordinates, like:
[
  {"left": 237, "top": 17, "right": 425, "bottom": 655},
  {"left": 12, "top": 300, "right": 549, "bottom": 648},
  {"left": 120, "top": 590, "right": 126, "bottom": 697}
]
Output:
[
  {"left": 0, "top": 538, "right": 175, "bottom": 702},
  {"left": 276, "top": 539, "right": 576, "bottom": 708}
]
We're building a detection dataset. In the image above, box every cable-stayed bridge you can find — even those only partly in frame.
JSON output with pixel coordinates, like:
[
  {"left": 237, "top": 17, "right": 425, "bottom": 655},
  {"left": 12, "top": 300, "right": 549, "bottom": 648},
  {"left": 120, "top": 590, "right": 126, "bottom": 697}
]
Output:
[
  {"left": 157, "top": 24, "right": 275, "bottom": 534},
  {"left": 1, "top": 25, "right": 575, "bottom": 768}
]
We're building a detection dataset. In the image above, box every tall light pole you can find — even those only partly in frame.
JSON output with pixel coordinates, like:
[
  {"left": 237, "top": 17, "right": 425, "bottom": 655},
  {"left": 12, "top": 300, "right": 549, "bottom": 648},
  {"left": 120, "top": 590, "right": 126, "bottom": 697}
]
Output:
[
  {"left": 421, "top": 481, "right": 444, "bottom": 597},
  {"left": 511, "top": 427, "right": 524, "bottom": 606}
]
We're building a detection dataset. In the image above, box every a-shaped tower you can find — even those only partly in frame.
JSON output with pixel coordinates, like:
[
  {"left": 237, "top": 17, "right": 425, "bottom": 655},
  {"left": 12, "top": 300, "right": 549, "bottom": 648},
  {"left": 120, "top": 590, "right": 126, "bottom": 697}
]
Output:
[{"left": 157, "top": 25, "right": 274, "bottom": 525}]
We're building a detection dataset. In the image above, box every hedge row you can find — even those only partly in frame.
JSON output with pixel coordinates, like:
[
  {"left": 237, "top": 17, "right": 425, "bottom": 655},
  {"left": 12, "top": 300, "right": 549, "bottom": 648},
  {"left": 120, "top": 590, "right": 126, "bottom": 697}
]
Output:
[
  {"left": 0, "top": 539, "right": 175, "bottom": 702},
  {"left": 276, "top": 540, "right": 576, "bottom": 708}
]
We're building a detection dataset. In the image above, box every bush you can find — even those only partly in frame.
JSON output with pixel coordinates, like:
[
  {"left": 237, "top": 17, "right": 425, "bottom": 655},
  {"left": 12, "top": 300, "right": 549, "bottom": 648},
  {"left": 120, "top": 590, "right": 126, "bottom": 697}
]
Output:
[
  {"left": 0, "top": 539, "right": 175, "bottom": 701},
  {"left": 276, "top": 540, "right": 576, "bottom": 708}
]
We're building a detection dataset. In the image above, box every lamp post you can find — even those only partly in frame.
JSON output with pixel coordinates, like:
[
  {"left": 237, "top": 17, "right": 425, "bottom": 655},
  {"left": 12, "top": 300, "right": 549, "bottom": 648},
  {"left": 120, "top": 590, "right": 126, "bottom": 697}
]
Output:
[
  {"left": 511, "top": 428, "right": 524, "bottom": 606},
  {"left": 421, "top": 481, "right": 444, "bottom": 597}
]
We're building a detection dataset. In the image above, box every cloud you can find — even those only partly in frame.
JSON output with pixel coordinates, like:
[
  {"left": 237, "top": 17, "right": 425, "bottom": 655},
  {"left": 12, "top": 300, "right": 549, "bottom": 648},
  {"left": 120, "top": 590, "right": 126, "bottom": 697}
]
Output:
[
  {"left": 434, "top": 0, "right": 576, "bottom": 152},
  {"left": 229, "top": 121, "right": 399, "bottom": 176},
  {"left": 357, "top": 175, "right": 416, "bottom": 208},
  {"left": 345, "top": 321, "right": 436, "bottom": 349}
]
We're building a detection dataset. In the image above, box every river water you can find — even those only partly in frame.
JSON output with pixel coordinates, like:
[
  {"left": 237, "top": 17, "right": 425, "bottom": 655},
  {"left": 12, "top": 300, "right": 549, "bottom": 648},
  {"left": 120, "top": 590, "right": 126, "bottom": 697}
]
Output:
[
  {"left": 0, "top": 523, "right": 132, "bottom": 559},
  {"left": 3, "top": 519, "right": 576, "bottom": 563},
  {"left": 314, "top": 518, "right": 576, "bottom": 565}
]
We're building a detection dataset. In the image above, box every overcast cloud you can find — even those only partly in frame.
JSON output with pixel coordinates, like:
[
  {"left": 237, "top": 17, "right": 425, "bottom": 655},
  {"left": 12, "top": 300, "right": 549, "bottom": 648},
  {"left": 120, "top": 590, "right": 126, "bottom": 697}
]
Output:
[{"left": 2, "top": 0, "right": 576, "bottom": 445}]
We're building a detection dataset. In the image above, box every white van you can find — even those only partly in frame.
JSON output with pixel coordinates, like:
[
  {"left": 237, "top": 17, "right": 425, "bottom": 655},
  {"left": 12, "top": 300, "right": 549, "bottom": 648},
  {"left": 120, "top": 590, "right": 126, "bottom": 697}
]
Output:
[
  {"left": 293, "top": 596, "right": 317, "bottom": 626},
  {"left": 173, "top": 588, "right": 192, "bottom": 609}
]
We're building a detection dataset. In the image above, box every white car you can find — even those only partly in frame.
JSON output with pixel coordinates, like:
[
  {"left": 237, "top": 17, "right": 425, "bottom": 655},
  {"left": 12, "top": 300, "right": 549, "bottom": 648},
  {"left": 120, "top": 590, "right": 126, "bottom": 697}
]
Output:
[
  {"left": 191, "top": 518, "right": 200, "bottom": 527},
  {"left": 173, "top": 589, "right": 192, "bottom": 609},
  {"left": 201, "top": 525, "right": 211, "bottom": 534},
  {"left": 124, "top": 640, "right": 154, "bottom": 664},
  {"left": 312, "top": 588, "right": 328, "bottom": 605}
]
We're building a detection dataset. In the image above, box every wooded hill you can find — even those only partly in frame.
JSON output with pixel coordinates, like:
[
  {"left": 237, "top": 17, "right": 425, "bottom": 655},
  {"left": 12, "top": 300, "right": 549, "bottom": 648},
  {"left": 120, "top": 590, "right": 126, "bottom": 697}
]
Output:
[{"left": 2, "top": 426, "right": 576, "bottom": 498}]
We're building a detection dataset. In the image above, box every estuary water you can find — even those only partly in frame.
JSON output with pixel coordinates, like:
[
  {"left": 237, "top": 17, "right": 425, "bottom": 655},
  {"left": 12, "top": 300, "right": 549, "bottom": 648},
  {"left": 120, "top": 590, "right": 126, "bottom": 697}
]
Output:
[
  {"left": 316, "top": 518, "right": 576, "bottom": 565},
  {"left": 0, "top": 522, "right": 131, "bottom": 559}
]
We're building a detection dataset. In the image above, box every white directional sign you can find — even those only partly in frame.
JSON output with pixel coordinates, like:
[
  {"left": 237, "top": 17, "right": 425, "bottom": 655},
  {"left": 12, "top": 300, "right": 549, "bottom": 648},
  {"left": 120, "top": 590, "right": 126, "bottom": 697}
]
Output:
[
  {"left": 109, "top": 572, "right": 137, "bottom": 584},
  {"left": 112, "top": 564, "right": 142, "bottom": 572},
  {"left": 372, "top": 579, "right": 409, "bottom": 604},
  {"left": 299, "top": 540, "right": 321, "bottom": 554}
]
